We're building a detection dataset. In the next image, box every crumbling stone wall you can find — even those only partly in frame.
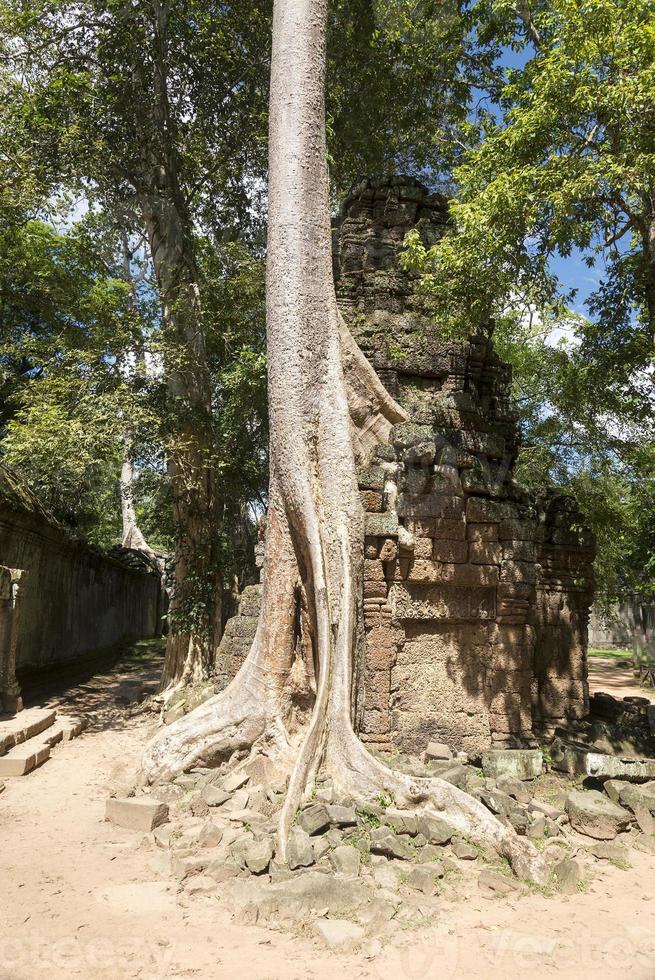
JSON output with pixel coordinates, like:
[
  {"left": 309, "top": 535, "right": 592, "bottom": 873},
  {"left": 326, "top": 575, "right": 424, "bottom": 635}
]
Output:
[
  {"left": 336, "top": 177, "right": 595, "bottom": 755},
  {"left": 216, "top": 176, "right": 595, "bottom": 756},
  {"left": 0, "top": 464, "right": 163, "bottom": 684}
]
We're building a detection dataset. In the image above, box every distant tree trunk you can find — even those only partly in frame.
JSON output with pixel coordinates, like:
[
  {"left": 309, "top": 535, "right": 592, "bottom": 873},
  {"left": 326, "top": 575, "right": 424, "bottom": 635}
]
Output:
[
  {"left": 142, "top": 0, "right": 546, "bottom": 884},
  {"left": 139, "top": 0, "right": 223, "bottom": 691},
  {"left": 119, "top": 437, "right": 153, "bottom": 554}
]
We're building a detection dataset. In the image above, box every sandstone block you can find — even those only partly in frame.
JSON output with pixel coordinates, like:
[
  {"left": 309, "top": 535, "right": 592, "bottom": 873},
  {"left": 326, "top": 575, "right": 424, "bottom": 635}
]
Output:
[
  {"left": 106, "top": 797, "right": 169, "bottom": 832},
  {"left": 245, "top": 837, "right": 274, "bottom": 874},
  {"left": 566, "top": 789, "right": 631, "bottom": 840},
  {"left": 481, "top": 749, "right": 542, "bottom": 781},
  {"left": 329, "top": 844, "right": 361, "bottom": 876},
  {"left": 298, "top": 803, "right": 331, "bottom": 835},
  {"left": 425, "top": 741, "right": 452, "bottom": 761},
  {"left": 287, "top": 827, "right": 315, "bottom": 869}
]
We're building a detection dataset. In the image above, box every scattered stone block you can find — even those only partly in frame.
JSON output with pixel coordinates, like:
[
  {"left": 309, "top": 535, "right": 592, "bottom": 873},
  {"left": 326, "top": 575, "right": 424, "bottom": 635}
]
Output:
[
  {"left": 0, "top": 708, "right": 56, "bottom": 757},
  {"left": 329, "top": 845, "right": 361, "bottom": 876},
  {"left": 287, "top": 827, "right": 314, "bottom": 869},
  {"left": 481, "top": 749, "right": 542, "bottom": 781},
  {"left": 552, "top": 858, "right": 582, "bottom": 895},
  {"left": 153, "top": 825, "right": 173, "bottom": 849},
  {"left": 106, "top": 797, "right": 169, "bottom": 833},
  {"left": 566, "top": 790, "right": 631, "bottom": 840},
  {"left": 298, "top": 803, "right": 331, "bottom": 835},
  {"left": 197, "top": 821, "right": 223, "bottom": 848},
  {"left": 588, "top": 841, "right": 629, "bottom": 864},
  {"left": 312, "top": 836, "right": 331, "bottom": 862},
  {"left": 369, "top": 827, "right": 414, "bottom": 860},
  {"left": 496, "top": 775, "right": 532, "bottom": 804},
  {"left": 326, "top": 804, "right": 357, "bottom": 827},
  {"left": 425, "top": 741, "right": 452, "bottom": 761},
  {"left": 618, "top": 782, "right": 655, "bottom": 816},
  {"left": 529, "top": 799, "right": 564, "bottom": 820},
  {"left": 222, "top": 770, "right": 250, "bottom": 793},
  {"left": 551, "top": 742, "right": 655, "bottom": 781},
  {"left": 245, "top": 837, "right": 274, "bottom": 874},
  {"left": 477, "top": 869, "right": 520, "bottom": 897},
  {"left": 405, "top": 865, "right": 440, "bottom": 896},
  {"left": 416, "top": 814, "right": 453, "bottom": 844},
  {"left": 201, "top": 785, "right": 231, "bottom": 807},
  {"left": 312, "top": 919, "right": 365, "bottom": 950},
  {"left": 451, "top": 838, "right": 477, "bottom": 860}
]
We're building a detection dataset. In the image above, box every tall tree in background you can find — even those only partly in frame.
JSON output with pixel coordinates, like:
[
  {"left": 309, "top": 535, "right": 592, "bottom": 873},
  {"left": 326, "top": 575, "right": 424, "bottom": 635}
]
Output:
[{"left": 143, "top": 0, "right": 546, "bottom": 883}]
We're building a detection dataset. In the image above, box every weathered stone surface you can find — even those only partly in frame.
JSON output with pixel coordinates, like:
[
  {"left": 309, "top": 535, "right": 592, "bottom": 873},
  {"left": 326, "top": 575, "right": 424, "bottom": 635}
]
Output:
[
  {"left": 481, "top": 749, "right": 543, "bottom": 781},
  {"left": 201, "top": 785, "right": 231, "bottom": 807},
  {"left": 566, "top": 790, "right": 631, "bottom": 840},
  {"left": 369, "top": 827, "right": 414, "bottom": 860},
  {"left": 0, "top": 738, "right": 50, "bottom": 776},
  {"left": 552, "top": 742, "right": 655, "bottom": 781},
  {"left": 416, "top": 814, "right": 453, "bottom": 845},
  {"left": 222, "top": 770, "right": 249, "bottom": 793},
  {"left": 326, "top": 804, "right": 357, "bottom": 827},
  {"left": 451, "top": 838, "right": 477, "bottom": 860},
  {"left": 405, "top": 865, "right": 440, "bottom": 895},
  {"left": 329, "top": 845, "right": 361, "bottom": 876},
  {"left": 552, "top": 859, "right": 582, "bottom": 895},
  {"left": 244, "top": 837, "right": 274, "bottom": 874},
  {"left": 0, "top": 708, "right": 56, "bottom": 757},
  {"left": 618, "top": 782, "right": 655, "bottom": 816},
  {"left": 477, "top": 869, "right": 520, "bottom": 897},
  {"left": 425, "top": 741, "right": 452, "bottom": 761},
  {"left": 298, "top": 803, "right": 331, "bottom": 835},
  {"left": 287, "top": 827, "right": 314, "bottom": 870},
  {"left": 106, "top": 797, "right": 169, "bottom": 832},
  {"left": 312, "top": 919, "right": 365, "bottom": 950}
]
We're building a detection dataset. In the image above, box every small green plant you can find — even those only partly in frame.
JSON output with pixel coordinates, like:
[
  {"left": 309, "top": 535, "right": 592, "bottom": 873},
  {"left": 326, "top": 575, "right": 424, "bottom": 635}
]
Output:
[{"left": 376, "top": 791, "right": 394, "bottom": 809}]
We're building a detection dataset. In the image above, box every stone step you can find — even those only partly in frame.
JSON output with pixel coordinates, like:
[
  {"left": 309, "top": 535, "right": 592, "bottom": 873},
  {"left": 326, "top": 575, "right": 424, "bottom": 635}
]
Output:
[
  {"left": 0, "top": 708, "right": 57, "bottom": 757},
  {"left": 0, "top": 712, "right": 85, "bottom": 777},
  {"left": 0, "top": 737, "right": 51, "bottom": 776}
]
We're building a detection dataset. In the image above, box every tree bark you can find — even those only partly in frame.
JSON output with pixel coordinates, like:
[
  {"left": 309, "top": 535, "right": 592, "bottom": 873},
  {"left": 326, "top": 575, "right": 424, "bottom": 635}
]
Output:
[
  {"left": 142, "top": 0, "right": 547, "bottom": 884},
  {"left": 139, "top": 0, "right": 223, "bottom": 691}
]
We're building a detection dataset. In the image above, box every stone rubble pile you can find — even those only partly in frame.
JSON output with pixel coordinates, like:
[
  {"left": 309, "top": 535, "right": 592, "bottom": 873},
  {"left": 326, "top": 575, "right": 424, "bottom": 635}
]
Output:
[{"left": 107, "top": 742, "right": 655, "bottom": 947}]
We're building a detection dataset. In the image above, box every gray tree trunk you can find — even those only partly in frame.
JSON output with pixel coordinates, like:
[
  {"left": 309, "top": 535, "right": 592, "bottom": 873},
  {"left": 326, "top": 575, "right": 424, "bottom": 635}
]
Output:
[{"left": 141, "top": 0, "right": 547, "bottom": 884}]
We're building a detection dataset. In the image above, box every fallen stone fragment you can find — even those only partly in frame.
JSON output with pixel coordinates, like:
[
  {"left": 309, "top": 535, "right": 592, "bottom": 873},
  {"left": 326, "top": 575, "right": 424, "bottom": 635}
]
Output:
[
  {"left": 287, "top": 827, "right": 315, "bottom": 869},
  {"left": 369, "top": 827, "right": 414, "bottom": 861},
  {"left": 416, "top": 814, "right": 453, "bottom": 845},
  {"left": 477, "top": 869, "right": 520, "bottom": 897},
  {"left": 312, "top": 836, "right": 331, "bottom": 862},
  {"left": 603, "top": 779, "right": 629, "bottom": 804},
  {"left": 478, "top": 788, "right": 514, "bottom": 817},
  {"left": 481, "top": 749, "right": 543, "bottom": 781},
  {"left": 326, "top": 804, "right": 357, "bottom": 826},
  {"left": 529, "top": 799, "right": 564, "bottom": 820},
  {"left": 329, "top": 844, "right": 361, "bottom": 876},
  {"left": 451, "top": 838, "right": 477, "bottom": 860},
  {"left": 384, "top": 809, "right": 418, "bottom": 836},
  {"left": 197, "top": 821, "right": 224, "bottom": 848},
  {"left": 298, "top": 803, "right": 331, "bottom": 835},
  {"left": 153, "top": 825, "right": 173, "bottom": 849},
  {"left": 508, "top": 808, "right": 529, "bottom": 835},
  {"left": 106, "top": 797, "right": 169, "bottom": 833},
  {"left": 405, "top": 865, "right": 440, "bottom": 896},
  {"left": 222, "top": 770, "right": 250, "bottom": 793},
  {"left": 552, "top": 858, "right": 582, "bottom": 895},
  {"left": 312, "top": 919, "right": 365, "bottom": 950},
  {"left": 201, "top": 785, "right": 231, "bottom": 807},
  {"left": 245, "top": 837, "right": 274, "bottom": 874},
  {"left": 496, "top": 775, "right": 532, "bottom": 804},
  {"left": 618, "top": 782, "right": 655, "bottom": 816},
  {"left": 588, "top": 841, "right": 629, "bottom": 864},
  {"left": 552, "top": 742, "right": 655, "bottom": 781},
  {"left": 566, "top": 790, "right": 631, "bottom": 840},
  {"left": 527, "top": 814, "right": 546, "bottom": 839},
  {"left": 425, "top": 741, "right": 452, "bottom": 761}
]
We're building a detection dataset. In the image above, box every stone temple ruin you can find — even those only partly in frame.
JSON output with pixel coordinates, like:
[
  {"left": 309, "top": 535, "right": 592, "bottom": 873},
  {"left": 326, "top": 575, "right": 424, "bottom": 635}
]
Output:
[{"left": 217, "top": 176, "right": 596, "bottom": 759}]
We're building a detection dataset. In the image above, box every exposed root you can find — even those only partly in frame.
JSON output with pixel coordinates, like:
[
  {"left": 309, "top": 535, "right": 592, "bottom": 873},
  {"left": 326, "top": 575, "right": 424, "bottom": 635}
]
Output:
[{"left": 324, "top": 725, "right": 549, "bottom": 884}]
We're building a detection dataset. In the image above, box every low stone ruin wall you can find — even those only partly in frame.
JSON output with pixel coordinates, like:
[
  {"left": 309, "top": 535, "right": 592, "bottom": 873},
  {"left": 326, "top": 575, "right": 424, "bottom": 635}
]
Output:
[{"left": 0, "top": 470, "right": 162, "bottom": 707}]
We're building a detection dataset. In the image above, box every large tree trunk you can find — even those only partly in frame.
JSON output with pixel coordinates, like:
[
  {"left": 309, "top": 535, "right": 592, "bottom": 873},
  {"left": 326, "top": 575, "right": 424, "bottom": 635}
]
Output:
[
  {"left": 139, "top": 0, "right": 223, "bottom": 691},
  {"left": 142, "top": 0, "right": 547, "bottom": 883}
]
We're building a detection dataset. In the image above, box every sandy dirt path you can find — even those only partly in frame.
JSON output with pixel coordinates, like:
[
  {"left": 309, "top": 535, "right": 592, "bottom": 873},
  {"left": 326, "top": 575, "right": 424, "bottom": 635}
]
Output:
[
  {"left": 1, "top": 657, "right": 655, "bottom": 980},
  {"left": 588, "top": 656, "right": 654, "bottom": 703}
]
